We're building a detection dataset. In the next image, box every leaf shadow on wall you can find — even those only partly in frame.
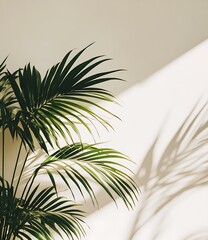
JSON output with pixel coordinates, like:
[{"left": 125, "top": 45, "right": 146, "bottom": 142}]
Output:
[
  {"left": 129, "top": 100, "right": 208, "bottom": 240},
  {"left": 182, "top": 232, "right": 208, "bottom": 240},
  {"left": 19, "top": 99, "right": 208, "bottom": 239}
]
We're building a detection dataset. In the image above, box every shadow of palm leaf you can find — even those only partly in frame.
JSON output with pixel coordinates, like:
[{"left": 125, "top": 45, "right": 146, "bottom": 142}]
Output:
[
  {"left": 20, "top": 99, "right": 208, "bottom": 239},
  {"left": 129, "top": 100, "right": 208, "bottom": 239},
  {"left": 182, "top": 231, "right": 208, "bottom": 240}
]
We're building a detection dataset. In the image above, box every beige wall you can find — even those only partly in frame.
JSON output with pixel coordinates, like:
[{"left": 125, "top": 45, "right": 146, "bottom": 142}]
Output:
[
  {"left": 1, "top": 0, "right": 208, "bottom": 239},
  {"left": 1, "top": 0, "right": 208, "bottom": 93}
]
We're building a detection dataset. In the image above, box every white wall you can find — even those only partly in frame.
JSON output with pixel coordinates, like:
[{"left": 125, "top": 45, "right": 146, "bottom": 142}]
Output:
[{"left": 1, "top": 0, "right": 208, "bottom": 239}]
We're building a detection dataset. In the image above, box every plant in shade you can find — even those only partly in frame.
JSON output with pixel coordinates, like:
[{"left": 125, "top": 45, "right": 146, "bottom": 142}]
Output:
[{"left": 0, "top": 44, "right": 139, "bottom": 240}]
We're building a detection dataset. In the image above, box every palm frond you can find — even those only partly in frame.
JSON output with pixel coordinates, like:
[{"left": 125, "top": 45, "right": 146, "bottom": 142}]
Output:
[
  {"left": 0, "top": 57, "right": 7, "bottom": 79},
  {"left": 0, "top": 47, "right": 139, "bottom": 240},
  {"left": 21, "top": 186, "right": 85, "bottom": 240},
  {"left": 0, "top": 59, "right": 18, "bottom": 132},
  {"left": 0, "top": 181, "right": 85, "bottom": 240},
  {"left": 3, "top": 45, "right": 123, "bottom": 152},
  {"left": 27, "top": 143, "right": 139, "bottom": 209}
]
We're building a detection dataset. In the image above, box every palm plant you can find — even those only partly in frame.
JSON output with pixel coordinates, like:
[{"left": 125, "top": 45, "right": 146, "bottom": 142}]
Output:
[{"left": 0, "top": 44, "right": 139, "bottom": 240}]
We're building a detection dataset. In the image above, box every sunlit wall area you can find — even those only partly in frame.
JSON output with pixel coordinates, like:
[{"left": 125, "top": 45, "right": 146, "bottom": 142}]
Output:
[
  {"left": 1, "top": 0, "right": 208, "bottom": 240},
  {"left": 98, "top": 40, "right": 208, "bottom": 240}
]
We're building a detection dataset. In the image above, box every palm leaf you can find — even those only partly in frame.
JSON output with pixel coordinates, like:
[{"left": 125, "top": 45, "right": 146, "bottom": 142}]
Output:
[
  {"left": 3, "top": 45, "right": 123, "bottom": 152},
  {"left": 0, "top": 182, "right": 85, "bottom": 240},
  {"left": 0, "top": 62, "right": 18, "bottom": 132},
  {"left": 0, "top": 47, "right": 139, "bottom": 240},
  {"left": 27, "top": 143, "right": 139, "bottom": 209}
]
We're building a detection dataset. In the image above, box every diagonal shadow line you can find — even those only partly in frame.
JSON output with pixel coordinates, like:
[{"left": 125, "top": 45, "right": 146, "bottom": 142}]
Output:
[
  {"left": 182, "top": 232, "right": 208, "bottom": 240},
  {"left": 18, "top": 98, "right": 208, "bottom": 239},
  {"left": 58, "top": 99, "right": 208, "bottom": 222},
  {"left": 128, "top": 99, "right": 208, "bottom": 240},
  {"left": 75, "top": 100, "right": 208, "bottom": 216}
]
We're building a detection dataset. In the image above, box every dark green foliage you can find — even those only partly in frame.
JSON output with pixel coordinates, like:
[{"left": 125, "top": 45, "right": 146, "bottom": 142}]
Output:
[{"left": 0, "top": 45, "right": 139, "bottom": 240}]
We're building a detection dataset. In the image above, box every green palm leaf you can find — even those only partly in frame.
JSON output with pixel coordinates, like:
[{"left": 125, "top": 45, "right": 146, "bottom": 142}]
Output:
[
  {"left": 0, "top": 181, "right": 85, "bottom": 240},
  {"left": 26, "top": 143, "right": 139, "bottom": 209},
  {"left": 0, "top": 58, "right": 18, "bottom": 134},
  {"left": 0, "top": 46, "right": 139, "bottom": 240},
  {"left": 4, "top": 45, "right": 123, "bottom": 152}
]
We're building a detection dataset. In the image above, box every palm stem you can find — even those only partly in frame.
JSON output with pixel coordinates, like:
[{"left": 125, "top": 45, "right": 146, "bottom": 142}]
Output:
[
  {"left": 21, "top": 168, "right": 39, "bottom": 202},
  {"left": 5, "top": 227, "right": 14, "bottom": 240},
  {"left": 0, "top": 218, "right": 5, "bottom": 240},
  {"left": 1, "top": 125, "right": 5, "bottom": 179},
  {"left": 2, "top": 219, "right": 9, "bottom": 240},
  {"left": 13, "top": 149, "right": 30, "bottom": 199},
  {"left": 11, "top": 141, "right": 23, "bottom": 187}
]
